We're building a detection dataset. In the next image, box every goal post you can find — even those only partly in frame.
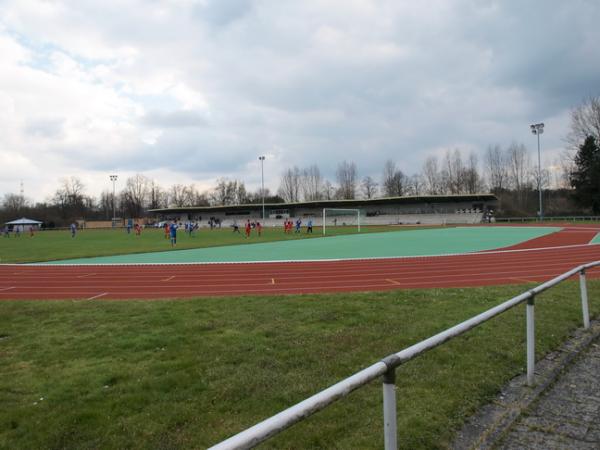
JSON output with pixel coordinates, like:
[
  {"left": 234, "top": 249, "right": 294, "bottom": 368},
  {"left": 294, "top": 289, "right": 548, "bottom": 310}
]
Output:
[{"left": 322, "top": 208, "right": 361, "bottom": 235}]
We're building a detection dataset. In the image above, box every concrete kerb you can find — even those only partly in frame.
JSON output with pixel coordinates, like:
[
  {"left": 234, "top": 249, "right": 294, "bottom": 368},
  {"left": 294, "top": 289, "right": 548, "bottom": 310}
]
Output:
[{"left": 451, "top": 317, "right": 600, "bottom": 450}]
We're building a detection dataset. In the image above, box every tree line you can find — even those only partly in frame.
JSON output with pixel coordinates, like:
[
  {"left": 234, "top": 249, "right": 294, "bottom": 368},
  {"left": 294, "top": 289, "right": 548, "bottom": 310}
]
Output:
[
  {"left": 0, "top": 175, "right": 284, "bottom": 227},
  {"left": 277, "top": 144, "right": 562, "bottom": 205},
  {"left": 2, "top": 96, "right": 599, "bottom": 225}
]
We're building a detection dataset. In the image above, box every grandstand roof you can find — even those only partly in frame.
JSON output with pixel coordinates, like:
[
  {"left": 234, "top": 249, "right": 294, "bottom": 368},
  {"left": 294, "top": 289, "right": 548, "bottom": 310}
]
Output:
[{"left": 149, "top": 194, "right": 497, "bottom": 214}]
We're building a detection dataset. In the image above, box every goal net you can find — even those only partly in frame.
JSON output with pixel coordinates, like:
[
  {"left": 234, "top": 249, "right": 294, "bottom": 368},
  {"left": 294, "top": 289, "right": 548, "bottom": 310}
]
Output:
[{"left": 322, "top": 208, "right": 362, "bottom": 235}]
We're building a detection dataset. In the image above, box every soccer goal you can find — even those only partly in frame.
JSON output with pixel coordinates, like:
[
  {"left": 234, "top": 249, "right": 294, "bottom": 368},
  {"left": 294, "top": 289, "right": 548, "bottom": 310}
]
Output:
[{"left": 322, "top": 208, "right": 361, "bottom": 235}]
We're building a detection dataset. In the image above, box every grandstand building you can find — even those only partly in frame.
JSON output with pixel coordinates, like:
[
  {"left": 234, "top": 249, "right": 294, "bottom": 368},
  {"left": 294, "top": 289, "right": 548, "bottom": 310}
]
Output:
[{"left": 149, "top": 194, "right": 497, "bottom": 227}]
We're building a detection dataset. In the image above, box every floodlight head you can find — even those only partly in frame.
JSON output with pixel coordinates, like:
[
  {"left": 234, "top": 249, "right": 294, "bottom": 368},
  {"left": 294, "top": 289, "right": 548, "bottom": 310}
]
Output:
[
  {"left": 258, "top": 155, "right": 265, "bottom": 161},
  {"left": 530, "top": 123, "right": 545, "bottom": 135}
]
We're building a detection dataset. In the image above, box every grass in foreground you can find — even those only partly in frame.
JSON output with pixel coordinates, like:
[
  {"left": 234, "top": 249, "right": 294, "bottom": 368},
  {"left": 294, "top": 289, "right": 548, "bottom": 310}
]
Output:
[
  {"left": 1, "top": 280, "right": 599, "bottom": 449},
  {"left": 0, "top": 225, "right": 417, "bottom": 264}
]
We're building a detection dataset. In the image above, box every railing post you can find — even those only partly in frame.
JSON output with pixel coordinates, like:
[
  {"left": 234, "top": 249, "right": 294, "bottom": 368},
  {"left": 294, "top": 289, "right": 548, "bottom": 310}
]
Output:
[
  {"left": 526, "top": 295, "right": 535, "bottom": 386},
  {"left": 580, "top": 269, "right": 590, "bottom": 329},
  {"left": 383, "top": 368, "right": 398, "bottom": 450}
]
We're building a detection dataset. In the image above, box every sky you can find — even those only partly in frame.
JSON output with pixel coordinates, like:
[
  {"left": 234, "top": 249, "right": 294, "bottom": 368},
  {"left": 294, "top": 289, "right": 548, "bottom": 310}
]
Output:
[{"left": 1, "top": 0, "right": 599, "bottom": 203}]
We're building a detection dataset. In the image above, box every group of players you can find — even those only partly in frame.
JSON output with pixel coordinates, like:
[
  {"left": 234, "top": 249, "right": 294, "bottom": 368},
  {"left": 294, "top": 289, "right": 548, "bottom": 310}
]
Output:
[
  {"left": 161, "top": 216, "right": 316, "bottom": 247},
  {"left": 282, "top": 218, "right": 313, "bottom": 234}
]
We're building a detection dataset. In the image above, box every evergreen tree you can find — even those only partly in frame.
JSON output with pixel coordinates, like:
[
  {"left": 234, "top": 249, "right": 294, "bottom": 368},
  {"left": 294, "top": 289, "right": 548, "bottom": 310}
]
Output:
[{"left": 570, "top": 136, "right": 600, "bottom": 213}]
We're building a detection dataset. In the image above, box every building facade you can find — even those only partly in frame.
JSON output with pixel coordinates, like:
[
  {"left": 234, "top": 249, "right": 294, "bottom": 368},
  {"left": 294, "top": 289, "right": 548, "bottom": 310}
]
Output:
[{"left": 149, "top": 194, "right": 498, "bottom": 226}]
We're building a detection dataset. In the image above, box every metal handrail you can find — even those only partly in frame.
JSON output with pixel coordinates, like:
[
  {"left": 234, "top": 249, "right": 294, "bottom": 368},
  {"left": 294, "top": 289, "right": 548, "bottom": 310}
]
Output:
[{"left": 209, "top": 260, "right": 600, "bottom": 450}]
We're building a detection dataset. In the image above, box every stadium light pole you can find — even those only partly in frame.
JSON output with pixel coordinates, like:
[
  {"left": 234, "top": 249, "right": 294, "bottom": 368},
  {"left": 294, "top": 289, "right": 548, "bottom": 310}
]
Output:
[
  {"left": 110, "top": 174, "right": 118, "bottom": 226},
  {"left": 530, "top": 123, "right": 544, "bottom": 221},
  {"left": 259, "top": 156, "right": 266, "bottom": 220}
]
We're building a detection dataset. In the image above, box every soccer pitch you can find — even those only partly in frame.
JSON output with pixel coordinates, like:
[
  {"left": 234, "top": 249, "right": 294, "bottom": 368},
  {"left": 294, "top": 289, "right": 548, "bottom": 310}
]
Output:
[{"left": 44, "top": 226, "right": 560, "bottom": 264}]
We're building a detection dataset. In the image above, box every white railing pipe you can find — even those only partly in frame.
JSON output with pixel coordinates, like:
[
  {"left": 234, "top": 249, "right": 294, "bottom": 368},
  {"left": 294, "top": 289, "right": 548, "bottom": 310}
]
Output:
[
  {"left": 580, "top": 269, "right": 590, "bottom": 329},
  {"left": 382, "top": 368, "right": 397, "bottom": 450},
  {"left": 526, "top": 296, "right": 535, "bottom": 386}
]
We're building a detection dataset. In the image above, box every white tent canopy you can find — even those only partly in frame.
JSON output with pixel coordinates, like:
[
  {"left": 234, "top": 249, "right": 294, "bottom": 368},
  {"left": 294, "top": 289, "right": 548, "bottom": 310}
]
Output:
[{"left": 5, "top": 217, "right": 43, "bottom": 225}]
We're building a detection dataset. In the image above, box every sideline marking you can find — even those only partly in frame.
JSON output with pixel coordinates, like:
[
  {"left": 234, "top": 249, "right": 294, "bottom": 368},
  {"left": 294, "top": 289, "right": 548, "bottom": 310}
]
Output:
[
  {"left": 162, "top": 275, "right": 175, "bottom": 282},
  {"left": 386, "top": 279, "right": 401, "bottom": 286},
  {"left": 76, "top": 273, "right": 96, "bottom": 278},
  {"left": 0, "top": 286, "right": 15, "bottom": 292},
  {"left": 87, "top": 292, "right": 107, "bottom": 300}
]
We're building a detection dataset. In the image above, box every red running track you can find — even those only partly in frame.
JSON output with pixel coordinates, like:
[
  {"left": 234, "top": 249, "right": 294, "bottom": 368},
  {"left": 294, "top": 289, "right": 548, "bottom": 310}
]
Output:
[{"left": 1, "top": 227, "right": 599, "bottom": 300}]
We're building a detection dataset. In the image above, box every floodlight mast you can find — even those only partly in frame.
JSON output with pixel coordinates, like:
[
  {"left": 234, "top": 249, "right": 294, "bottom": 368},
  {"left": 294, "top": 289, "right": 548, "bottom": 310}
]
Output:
[
  {"left": 109, "top": 174, "right": 118, "bottom": 226},
  {"left": 259, "top": 156, "right": 266, "bottom": 220},
  {"left": 530, "top": 123, "right": 544, "bottom": 221}
]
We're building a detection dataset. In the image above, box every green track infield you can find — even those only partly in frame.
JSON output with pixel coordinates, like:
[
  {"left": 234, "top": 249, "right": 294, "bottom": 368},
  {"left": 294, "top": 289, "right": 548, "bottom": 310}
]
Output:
[
  {"left": 44, "top": 226, "right": 561, "bottom": 265},
  {"left": 592, "top": 232, "right": 600, "bottom": 244}
]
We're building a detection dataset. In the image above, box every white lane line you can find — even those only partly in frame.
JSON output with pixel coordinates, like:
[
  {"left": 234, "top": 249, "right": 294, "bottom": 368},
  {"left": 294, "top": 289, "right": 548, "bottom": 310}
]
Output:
[
  {"left": 87, "top": 292, "right": 107, "bottom": 300},
  {"left": 0, "top": 286, "right": 15, "bottom": 292},
  {"left": 386, "top": 279, "right": 401, "bottom": 285},
  {"left": 162, "top": 275, "right": 175, "bottom": 282},
  {"left": 76, "top": 273, "right": 97, "bottom": 278}
]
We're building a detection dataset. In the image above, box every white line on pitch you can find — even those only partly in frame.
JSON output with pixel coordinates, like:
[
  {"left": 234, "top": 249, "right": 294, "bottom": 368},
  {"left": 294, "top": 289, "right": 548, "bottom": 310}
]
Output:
[
  {"left": 0, "top": 286, "right": 15, "bottom": 292},
  {"left": 76, "top": 273, "right": 97, "bottom": 278},
  {"left": 87, "top": 292, "right": 107, "bottom": 300}
]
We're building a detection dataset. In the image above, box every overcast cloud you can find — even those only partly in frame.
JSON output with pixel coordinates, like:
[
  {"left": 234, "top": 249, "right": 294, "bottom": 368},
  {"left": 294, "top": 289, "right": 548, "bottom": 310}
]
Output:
[{"left": 1, "top": 0, "right": 599, "bottom": 202}]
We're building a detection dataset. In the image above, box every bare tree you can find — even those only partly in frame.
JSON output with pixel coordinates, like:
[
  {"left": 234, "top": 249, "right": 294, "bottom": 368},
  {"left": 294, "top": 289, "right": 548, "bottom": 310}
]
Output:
[
  {"left": 182, "top": 185, "right": 210, "bottom": 207},
  {"left": 122, "top": 174, "right": 150, "bottom": 217},
  {"left": 382, "top": 160, "right": 396, "bottom": 196},
  {"left": 210, "top": 179, "right": 248, "bottom": 206},
  {"left": 235, "top": 182, "right": 248, "bottom": 205},
  {"left": 211, "top": 179, "right": 232, "bottom": 206},
  {"left": 555, "top": 158, "right": 572, "bottom": 189},
  {"left": 507, "top": 142, "right": 531, "bottom": 206},
  {"left": 382, "top": 160, "right": 405, "bottom": 197},
  {"left": 2, "top": 193, "right": 28, "bottom": 212},
  {"left": 53, "top": 176, "right": 87, "bottom": 219},
  {"left": 443, "top": 149, "right": 465, "bottom": 194},
  {"left": 169, "top": 184, "right": 188, "bottom": 207},
  {"left": 567, "top": 96, "right": 600, "bottom": 150},
  {"left": 422, "top": 156, "right": 441, "bottom": 195},
  {"left": 361, "top": 176, "right": 378, "bottom": 199},
  {"left": 336, "top": 160, "right": 358, "bottom": 199},
  {"left": 484, "top": 144, "right": 509, "bottom": 192},
  {"left": 278, "top": 167, "right": 301, "bottom": 203},
  {"left": 99, "top": 190, "right": 113, "bottom": 219},
  {"left": 321, "top": 180, "right": 336, "bottom": 200},
  {"left": 464, "top": 152, "right": 483, "bottom": 194},
  {"left": 148, "top": 180, "right": 167, "bottom": 210},
  {"left": 189, "top": 190, "right": 210, "bottom": 207},
  {"left": 301, "top": 165, "right": 323, "bottom": 201},
  {"left": 405, "top": 174, "right": 424, "bottom": 196}
]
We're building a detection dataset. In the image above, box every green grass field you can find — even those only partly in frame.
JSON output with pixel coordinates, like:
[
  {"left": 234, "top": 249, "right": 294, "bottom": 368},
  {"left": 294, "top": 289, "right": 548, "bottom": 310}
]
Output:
[
  {"left": 2, "top": 223, "right": 598, "bottom": 448},
  {"left": 0, "top": 225, "right": 408, "bottom": 264},
  {"left": 1, "top": 281, "right": 598, "bottom": 449}
]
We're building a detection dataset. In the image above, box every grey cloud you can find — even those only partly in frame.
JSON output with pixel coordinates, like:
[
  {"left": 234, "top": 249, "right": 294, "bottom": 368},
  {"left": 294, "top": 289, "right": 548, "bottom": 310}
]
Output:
[
  {"left": 194, "top": 0, "right": 254, "bottom": 28},
  {"left": 24, "top": 117, "right": 65, "bottom": 138},
  {"left": 4, "top": 0, "right": 600, "bottom": 202},
  {"left": 141, "top": 110, "right": 208, "bottom": 128}
]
